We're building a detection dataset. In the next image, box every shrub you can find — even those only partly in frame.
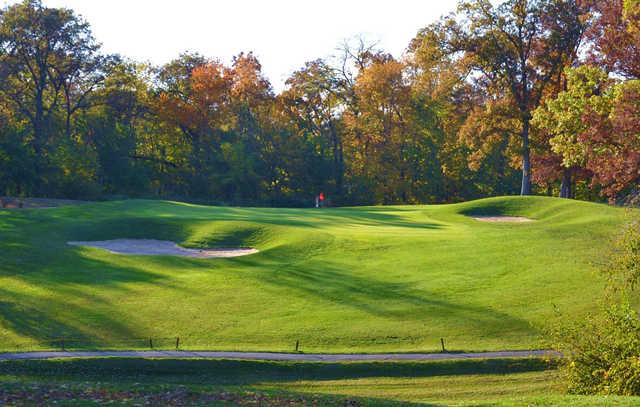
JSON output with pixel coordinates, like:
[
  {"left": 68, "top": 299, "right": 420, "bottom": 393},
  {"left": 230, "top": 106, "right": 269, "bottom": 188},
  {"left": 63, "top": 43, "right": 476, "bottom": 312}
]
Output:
[
  {"left": 550, "top": 214, "right": 640, "bottom": 395},
  {"left": 551, "top": 303, "right": 640, "bottom": 395},
  {"left": 609, "top": 218, "right": 640, "bottom": 291}
]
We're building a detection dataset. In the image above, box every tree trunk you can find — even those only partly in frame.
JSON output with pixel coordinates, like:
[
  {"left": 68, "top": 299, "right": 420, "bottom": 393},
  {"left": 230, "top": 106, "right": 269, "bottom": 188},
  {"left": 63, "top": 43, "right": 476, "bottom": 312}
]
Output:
[
  {"left": 329, "top": 122, "right": 344, "bottom": 197},
  {"left": 65, "top": 94, "right": 73, "bottom": 140},
  {"left": 33, "top": 90, "right": 45, "bottom": 196},
  {"left": 520, "top": 116, "right": 532, "bottom": 195},
  {"left": 560, "top": 167, "right": 572, "bottom": 199},
  {"left": 31, "top": 66, "right": 50, "bottom": 197}
]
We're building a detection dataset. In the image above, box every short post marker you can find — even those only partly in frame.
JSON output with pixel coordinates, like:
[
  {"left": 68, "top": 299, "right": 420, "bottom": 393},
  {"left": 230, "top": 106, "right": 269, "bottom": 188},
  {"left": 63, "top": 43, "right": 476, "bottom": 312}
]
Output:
[
  {"left": 440, "top": 338, "right": 446, "bottom": 352},
  {"left": 295, "top": 340, "right": 300, "bottom": 352},
  {"left": 176, "top": 337, "right": 180, "bottom": 350},
  {"left": 149, "top": 338, "right": 153, "bottom": 349}
]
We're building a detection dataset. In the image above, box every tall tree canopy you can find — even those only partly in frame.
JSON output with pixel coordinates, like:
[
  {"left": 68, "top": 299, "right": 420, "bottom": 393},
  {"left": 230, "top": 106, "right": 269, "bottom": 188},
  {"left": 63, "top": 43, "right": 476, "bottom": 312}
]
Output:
[
  {"left": 0, "top": 0, "right": 638, "bottom": 205},
  {"left": 0, "top": 0, "right": 107, "bottom": 195},
  {"left": 587, "top": 0, "right": 640, "bottom": 79}
]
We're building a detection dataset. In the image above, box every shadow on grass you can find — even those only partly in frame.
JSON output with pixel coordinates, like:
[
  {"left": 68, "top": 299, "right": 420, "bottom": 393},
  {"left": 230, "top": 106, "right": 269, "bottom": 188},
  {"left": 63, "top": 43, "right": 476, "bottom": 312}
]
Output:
[
  {"left": 0, "top": 287, "right": 140, "bottom": 350},
  {"left": 0, "top": 357, "right": 556, "bottom": 385},
  {"left": 0, "top": 381, "right": 429, "bottom": 407},
  {"left": 110, "top": 200, "right": 446, "bottom": 230},
  {"left": 459, "top": 204, "right": 513, "bottom": 217},
  {"left": 0, "top": 215, "right": 180, "bottom": 347},
  {"left": 25, "top": 199, "right": 445, "bottom": 230},
  {"left": 230, "top": 248, "right": 536, "bottom": 335}
]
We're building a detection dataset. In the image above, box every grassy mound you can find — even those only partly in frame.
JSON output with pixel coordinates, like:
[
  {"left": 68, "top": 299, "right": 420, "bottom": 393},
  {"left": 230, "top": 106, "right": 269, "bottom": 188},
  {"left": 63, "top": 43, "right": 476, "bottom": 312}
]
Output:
[{"left": 0, "top": 196, "right": 628, "bottom": 352}]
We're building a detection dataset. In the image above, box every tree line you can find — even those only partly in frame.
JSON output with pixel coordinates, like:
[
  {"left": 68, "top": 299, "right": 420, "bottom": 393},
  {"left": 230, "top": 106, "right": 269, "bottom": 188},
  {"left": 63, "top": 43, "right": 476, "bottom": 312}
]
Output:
[{"left": 0, "top": 0, "right": 638, "bottom": 206}]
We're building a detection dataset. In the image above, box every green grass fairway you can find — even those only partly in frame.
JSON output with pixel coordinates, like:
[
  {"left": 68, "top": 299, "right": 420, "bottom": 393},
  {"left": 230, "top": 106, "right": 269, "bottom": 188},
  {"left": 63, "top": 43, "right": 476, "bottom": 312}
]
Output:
[{"left": 0, "top": 196, "right": 628, "bottom": 352}]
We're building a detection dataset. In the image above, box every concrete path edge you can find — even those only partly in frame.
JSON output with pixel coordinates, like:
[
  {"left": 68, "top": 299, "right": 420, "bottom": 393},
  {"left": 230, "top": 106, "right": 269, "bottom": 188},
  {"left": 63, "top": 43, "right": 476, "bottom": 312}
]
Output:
[{"left": 0, "top": 350, "right": 561, "bottom": 361}]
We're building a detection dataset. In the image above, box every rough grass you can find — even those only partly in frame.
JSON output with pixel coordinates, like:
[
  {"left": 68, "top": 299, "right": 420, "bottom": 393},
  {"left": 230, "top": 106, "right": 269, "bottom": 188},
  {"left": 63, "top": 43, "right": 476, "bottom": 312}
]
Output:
[
  {"left": 1, "top": 358, "right": 639, "bottom": 406},
  {"left": 0, "top": 196, "right": 629, "bottom": 352}
]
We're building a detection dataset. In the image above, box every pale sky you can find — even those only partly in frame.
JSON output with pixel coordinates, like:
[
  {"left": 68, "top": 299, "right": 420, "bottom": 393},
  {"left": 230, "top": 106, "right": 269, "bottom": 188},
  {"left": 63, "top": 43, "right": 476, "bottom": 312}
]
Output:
[{"left": 2, "top": 0, "right": 458, "bottom": 91}]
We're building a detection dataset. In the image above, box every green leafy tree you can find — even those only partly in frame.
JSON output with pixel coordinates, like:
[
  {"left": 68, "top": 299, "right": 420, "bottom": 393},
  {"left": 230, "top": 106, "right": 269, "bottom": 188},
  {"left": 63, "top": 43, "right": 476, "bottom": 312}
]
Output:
[
  {"left": 281, "top": 59, "right": 344, "bottom": 199},
  {"left": 532, "top": 66, "right": 609, "bottom": 197},
  {"left": 0, "top": 0, "right": 105, "bottom": 194}
]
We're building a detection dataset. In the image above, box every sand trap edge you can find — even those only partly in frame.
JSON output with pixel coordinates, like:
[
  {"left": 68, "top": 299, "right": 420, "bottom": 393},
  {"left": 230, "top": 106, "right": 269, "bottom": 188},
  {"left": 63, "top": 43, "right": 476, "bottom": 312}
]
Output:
[{"left": 68, "top": 239, "right": 259, "bottom": 258}]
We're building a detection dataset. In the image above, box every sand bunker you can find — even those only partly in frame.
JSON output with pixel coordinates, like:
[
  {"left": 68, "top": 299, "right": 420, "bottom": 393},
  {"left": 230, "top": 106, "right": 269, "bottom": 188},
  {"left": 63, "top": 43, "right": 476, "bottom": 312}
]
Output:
[
  {"left": 68, "top": 239, "right": 258, "bottom": 258},
  {"left": 471, "top": 216, "right": 533, "bottom": 223}
]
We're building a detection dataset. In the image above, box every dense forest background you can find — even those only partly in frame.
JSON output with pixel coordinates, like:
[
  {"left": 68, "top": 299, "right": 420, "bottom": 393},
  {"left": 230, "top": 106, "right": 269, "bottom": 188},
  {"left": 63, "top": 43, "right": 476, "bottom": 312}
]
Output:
[{"left": 0, "top": 0, "right": 638, "bottom": 206}]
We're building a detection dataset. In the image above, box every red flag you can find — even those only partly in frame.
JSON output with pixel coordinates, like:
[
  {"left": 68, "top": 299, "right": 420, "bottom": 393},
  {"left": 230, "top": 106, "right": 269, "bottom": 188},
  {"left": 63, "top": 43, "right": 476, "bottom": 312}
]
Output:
[{"left": 319, "top": 192, "right": 325, "bottom": 201}]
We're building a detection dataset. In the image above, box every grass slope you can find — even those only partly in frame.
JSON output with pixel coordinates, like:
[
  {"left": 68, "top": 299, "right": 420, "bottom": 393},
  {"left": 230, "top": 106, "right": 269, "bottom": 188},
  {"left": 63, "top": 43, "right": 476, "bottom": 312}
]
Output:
[{"left": 0, "top": 196, "right": 628, "bottom": 352}]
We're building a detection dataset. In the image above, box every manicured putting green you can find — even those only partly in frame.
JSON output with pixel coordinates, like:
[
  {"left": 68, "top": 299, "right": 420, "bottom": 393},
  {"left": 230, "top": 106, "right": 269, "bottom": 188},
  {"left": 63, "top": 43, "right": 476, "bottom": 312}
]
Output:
[{"left": 0, "top": 196, "right": 628, "bottom": 352}]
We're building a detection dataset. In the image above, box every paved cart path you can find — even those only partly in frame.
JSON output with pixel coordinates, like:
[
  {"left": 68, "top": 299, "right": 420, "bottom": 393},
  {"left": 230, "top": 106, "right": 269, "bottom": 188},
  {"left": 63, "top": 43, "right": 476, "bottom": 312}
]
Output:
[{"left": 0, "top": 350, "right": 559, "bottom": 361}]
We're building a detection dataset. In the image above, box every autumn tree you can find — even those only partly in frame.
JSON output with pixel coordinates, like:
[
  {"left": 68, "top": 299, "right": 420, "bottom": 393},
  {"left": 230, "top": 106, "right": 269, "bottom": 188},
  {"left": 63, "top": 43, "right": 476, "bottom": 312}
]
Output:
[
  {"left": 458, "top": 98, "right": 524, "bottom": 195},
  {"left": 225, "top": 52, "right": 274, "bottom": 201},
  {"left": 408, "top": 22, "right": 505, "bottom": 200},
  {"left": 625, "top": 0, "right": 640, "bottom": 33},
  {"left": 534, "top": 65, "right": 640, "bottom": 200},
  {"left": 587, "top": 0, "right": 640, "bottom": 79},
  {"left": 346, "top": 57, "right": 410, "bottom": 202},
  {"left": 155, "top": 55, "right": 232, "bottom": 196},
  {"left": 581, "top": 80, "right": 640, "bottom": 199},
  {"left": 446, "top": 0, "right": 590, "bottom": 195},
  {"left": 534, "top": 1, "right": 640, "bottom": 200}
]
